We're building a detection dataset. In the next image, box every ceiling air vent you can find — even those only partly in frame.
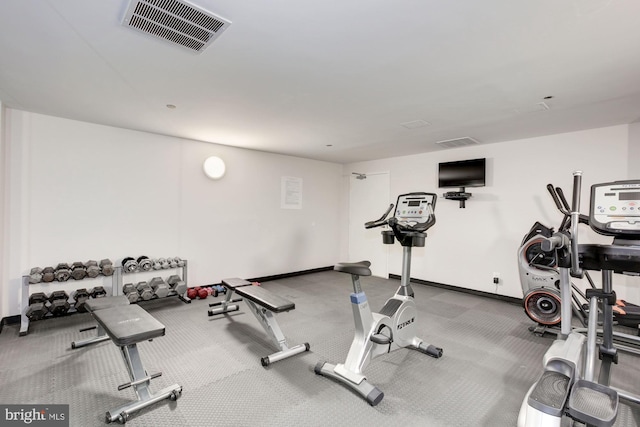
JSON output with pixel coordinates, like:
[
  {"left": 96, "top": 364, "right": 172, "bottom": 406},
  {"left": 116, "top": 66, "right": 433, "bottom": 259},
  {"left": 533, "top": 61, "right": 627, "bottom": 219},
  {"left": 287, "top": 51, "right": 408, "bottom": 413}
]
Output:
[
  {"left": 435, "top": 137, "right": 480, "bottom": 149},
  {"left": 122, "top": 0, "right": 231, "bottom": 53}
]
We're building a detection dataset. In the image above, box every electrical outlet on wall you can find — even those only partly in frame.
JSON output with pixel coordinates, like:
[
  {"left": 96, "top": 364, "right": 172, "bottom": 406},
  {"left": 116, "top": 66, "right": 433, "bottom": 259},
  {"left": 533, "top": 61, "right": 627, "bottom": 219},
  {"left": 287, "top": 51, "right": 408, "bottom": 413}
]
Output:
[{"left": 493, "top": 272, "right": 501, "bottom": 285}]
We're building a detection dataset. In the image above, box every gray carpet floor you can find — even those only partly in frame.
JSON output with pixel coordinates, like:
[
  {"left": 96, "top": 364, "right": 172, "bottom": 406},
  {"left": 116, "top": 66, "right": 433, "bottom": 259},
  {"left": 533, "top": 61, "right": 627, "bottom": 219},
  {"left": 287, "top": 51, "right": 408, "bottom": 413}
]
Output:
[{"left": 1, "top": 270, "right": 639, "bottom": 426}]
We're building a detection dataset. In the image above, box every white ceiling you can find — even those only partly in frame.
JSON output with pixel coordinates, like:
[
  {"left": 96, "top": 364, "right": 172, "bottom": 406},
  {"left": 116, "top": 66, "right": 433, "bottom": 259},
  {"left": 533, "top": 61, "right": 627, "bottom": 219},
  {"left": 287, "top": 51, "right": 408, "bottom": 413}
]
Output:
[{"left": 1, "top": 0, "right": 640, "bottom": 164}]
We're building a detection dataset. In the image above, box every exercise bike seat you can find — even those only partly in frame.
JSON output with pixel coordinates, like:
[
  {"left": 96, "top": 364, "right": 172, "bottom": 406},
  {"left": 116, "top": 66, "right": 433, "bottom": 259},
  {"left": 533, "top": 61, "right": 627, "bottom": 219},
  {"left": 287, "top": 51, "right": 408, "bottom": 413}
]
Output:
[{"left": 334, "top": 261, "right": 372, "bottom": 276}]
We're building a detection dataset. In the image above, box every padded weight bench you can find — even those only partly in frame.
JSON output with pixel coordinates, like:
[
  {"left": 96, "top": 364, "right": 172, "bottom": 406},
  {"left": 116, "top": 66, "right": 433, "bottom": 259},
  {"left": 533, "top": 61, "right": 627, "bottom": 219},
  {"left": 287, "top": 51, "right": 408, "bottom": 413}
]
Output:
[
  {"left": 91, "top": 304, "right": 182, "bottom": 424},
  {"left": 208, "top": 278, "right": 310, "bottom": 366},
  {"left": 71, "top": 296, "right": 130, "bottom": 349}
]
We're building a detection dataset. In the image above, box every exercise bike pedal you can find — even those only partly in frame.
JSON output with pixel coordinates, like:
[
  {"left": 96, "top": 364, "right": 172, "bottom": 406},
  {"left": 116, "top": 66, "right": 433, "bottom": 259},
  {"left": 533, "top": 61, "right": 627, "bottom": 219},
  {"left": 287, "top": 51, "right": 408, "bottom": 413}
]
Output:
[{"left": 370, "top": 334, "right": 392, "bottom": 345}]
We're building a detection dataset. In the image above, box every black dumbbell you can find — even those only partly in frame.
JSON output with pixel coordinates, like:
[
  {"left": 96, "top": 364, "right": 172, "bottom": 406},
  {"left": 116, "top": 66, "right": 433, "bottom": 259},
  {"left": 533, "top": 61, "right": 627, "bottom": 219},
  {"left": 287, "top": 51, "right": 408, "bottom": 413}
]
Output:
[
  {"left": 137, "top": 256, "right": 152, "bottom": 272},
  {"left": 71, "top": 262, "right": 87, "bottom": 280},
  {"left": 123, "top": 283, "right": 140, "bottom": 303},
  {"left": 55, "top": 263, "right": 71, "bottom": 282},
  {"left": 29, "top": 267, "right": 43, "bottom": 284},
  {"left": 85, "top": 260, "right": 100, "bottom": 278},
  {"left": 99, "top": 259, "right": 114, "bottom": 276},
  {"left": 174, "top": 257, "right": 185, "bottom": 267},
  {"left": 122, "top": 257, "right": 138, "bottom": 273},
  {"left": 42, "top": 267, "right": 55, "bottom": 283},
  {"left": 73, "top": 288, "right": 90, "bottom": 312},
  {"left": 26, "top": 292, "right": 49, "bottom": 320},
  {"left": 90, "top": 286, "right": 107, "bottom": 298},
  {"left": 152, "top": 258, "right": 162, "bottom": 270},
  {"left": 49, "top": 290, "right": 70, "bottom": 316},
  {"left": 137, "top": 282, "right": 153, "bottom": 301}
]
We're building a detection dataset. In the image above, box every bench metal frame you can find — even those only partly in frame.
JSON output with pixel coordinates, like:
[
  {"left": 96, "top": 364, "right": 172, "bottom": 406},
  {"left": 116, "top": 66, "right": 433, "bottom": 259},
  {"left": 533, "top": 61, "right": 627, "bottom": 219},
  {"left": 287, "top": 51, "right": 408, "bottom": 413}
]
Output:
[
  {"left": 78, "top": 302, "right": 182, "bottom": 424},
  {"left": 208, "top": 278, "right": 309, "bottom": 366},
  {"left": 105, "top": 343, "right": 182, "bottom": 424}
]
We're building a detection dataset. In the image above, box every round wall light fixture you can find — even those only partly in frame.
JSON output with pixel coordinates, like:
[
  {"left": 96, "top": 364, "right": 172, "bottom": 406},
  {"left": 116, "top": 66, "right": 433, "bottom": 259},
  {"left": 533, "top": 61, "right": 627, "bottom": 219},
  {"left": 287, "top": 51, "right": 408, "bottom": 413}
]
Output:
[{"left": 203, "top": 156, "right": 226, "bottom": 180}]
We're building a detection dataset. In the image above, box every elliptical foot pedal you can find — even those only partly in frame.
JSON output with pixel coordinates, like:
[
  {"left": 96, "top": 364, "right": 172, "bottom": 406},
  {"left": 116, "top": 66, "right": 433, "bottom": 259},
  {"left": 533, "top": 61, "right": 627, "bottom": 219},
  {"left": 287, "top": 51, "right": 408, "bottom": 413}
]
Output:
[
  {"left": 568, "top": 380, "right": 618, "bottom": 427},
  {"left": 528, "top": 371, "right": 570, "bottom": 417}
]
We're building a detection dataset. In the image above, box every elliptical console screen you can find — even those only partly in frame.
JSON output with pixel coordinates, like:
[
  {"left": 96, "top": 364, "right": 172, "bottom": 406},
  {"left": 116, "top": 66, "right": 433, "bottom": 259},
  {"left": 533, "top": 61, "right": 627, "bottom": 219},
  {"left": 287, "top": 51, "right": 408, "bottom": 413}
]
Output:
[
  {"left": 590, "top": 180, "right": 640, "bottom": 236},
  {"left": 395, "top": 193, "right": 434, "bottom": 224}
]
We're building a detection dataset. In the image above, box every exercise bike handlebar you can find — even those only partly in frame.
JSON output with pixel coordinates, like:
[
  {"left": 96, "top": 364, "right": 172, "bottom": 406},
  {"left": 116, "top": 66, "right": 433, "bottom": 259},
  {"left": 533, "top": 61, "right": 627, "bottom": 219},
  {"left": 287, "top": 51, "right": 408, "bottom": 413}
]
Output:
[
  {"left": 364, "top": 193, "right": 437, "bottom": 233},
  {"left": 365, "top": 204, "right": 394, "bottom": 229}
]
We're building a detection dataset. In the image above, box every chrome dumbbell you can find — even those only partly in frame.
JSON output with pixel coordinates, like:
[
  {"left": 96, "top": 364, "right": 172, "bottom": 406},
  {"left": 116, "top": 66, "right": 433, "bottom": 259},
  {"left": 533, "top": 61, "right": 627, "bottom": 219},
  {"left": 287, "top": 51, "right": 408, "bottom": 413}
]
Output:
[
  {"left": 137, "top": 255, "right": 153, "bottom": 272},
  {"left": 122, "top": 257, "right": 138, "bottom": 273}
]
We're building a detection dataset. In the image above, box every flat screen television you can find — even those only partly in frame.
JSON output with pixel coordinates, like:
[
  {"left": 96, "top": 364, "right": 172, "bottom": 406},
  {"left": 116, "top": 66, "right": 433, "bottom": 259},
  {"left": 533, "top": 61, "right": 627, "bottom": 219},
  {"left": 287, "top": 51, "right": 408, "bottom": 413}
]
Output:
[{"left": 438, "top": 158, "right": 486, "bottom": 188}]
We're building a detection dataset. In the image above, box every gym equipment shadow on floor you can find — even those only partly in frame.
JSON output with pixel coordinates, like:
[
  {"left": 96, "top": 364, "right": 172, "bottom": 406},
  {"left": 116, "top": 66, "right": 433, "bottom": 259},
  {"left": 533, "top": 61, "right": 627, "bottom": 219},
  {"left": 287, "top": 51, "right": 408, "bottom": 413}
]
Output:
[{"left": 1, "top": 270, "right": 639, "bottom": 426}]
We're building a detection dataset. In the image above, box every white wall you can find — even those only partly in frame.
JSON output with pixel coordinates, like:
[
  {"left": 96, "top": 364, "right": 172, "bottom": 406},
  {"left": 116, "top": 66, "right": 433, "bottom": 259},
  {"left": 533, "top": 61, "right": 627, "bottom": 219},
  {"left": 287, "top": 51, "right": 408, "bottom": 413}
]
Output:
[
  {"left": 3, "top": 111, "right": 639, "bottom": 322},
  {"left": 630, "top": 122, "right": 640, "bottom": 177},
  {"left": 343, "top": 125, "right": 640, "bottom": 302},
  {"left": 0, "top": 101, "right": 6, "bottom": 320},
  {"left": 1, "top": 110, "right": 342, "bottom": 319}
]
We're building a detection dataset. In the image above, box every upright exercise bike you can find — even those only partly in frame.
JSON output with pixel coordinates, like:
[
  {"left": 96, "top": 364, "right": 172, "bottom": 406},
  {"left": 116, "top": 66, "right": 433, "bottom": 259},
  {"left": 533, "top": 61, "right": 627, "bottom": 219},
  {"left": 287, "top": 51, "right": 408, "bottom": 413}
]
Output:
[{"left": 315, "top": 192, "right": 443, "bottom": 406}]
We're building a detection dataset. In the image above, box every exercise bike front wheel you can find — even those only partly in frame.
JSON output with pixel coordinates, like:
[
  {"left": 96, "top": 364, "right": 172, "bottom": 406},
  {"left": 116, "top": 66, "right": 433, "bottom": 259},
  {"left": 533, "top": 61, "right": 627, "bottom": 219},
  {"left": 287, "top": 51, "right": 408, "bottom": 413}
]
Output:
[{"left": 523, "top": 288, "right": 561, "bottom": 326}]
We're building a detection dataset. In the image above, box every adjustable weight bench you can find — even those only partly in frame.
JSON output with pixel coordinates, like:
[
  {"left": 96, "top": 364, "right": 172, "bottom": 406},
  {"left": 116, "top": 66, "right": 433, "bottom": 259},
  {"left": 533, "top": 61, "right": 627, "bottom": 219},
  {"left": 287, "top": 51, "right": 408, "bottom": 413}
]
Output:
[
  {"left": 91, "top": 304, "right": 182, "bottom": 424},
  {"left": 71, "top": 296, "right": 130, "bottom": 349},
  {"left": 208, "top": 278, "right": 310, "bottom": 366}
]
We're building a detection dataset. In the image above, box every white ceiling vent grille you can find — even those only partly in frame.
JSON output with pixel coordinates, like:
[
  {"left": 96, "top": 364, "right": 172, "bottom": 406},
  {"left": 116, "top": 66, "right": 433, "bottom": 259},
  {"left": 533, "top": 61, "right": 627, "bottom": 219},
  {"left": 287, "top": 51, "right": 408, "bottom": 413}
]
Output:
[
  {"left": 122, "top": 0, "right": 231, "bottom": 53},
  {"left": 435, "top": 137, "right": 480, "bottom": 149}
]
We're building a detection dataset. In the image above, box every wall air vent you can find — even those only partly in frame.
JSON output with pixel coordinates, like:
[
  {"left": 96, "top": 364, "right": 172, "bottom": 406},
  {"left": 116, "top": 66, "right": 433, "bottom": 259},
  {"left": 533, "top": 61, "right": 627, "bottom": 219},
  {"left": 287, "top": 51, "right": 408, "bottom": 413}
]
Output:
[
  {"left": 435, "top": 137, "right": 480, "bottom": 149},
  {"left": 122, "top": 0, "right": 231, "bottom": 53}
]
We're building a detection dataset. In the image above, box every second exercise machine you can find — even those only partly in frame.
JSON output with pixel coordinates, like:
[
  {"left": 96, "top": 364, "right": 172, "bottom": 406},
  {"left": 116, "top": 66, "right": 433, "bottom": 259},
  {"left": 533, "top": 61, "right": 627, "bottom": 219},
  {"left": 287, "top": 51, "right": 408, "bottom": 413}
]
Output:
[{"left": 315, "top": 192, "right": 443, "bottom": 406}]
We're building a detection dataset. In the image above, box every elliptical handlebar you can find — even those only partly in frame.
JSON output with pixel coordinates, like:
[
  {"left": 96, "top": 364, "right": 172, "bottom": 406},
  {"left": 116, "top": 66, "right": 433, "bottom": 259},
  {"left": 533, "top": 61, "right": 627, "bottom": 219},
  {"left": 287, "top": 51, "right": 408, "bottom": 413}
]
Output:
[
  {"left": 547, "top": 184, "right": 569, "bottom": 216},
  {"left": 546, "top": 183, "right": 589, "bottom": 231},
  {"left": 570, "top": 171, "right": 583, "bottom": 277},
  {"left": 541, "top": 232, "right": 570, "bottom": 252}
]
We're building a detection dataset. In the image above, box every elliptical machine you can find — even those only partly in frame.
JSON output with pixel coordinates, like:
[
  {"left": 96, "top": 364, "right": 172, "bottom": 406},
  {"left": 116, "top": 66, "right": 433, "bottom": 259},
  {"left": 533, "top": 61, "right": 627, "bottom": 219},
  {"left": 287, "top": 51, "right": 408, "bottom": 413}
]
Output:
[
  {"left": 518, "top": 172, "right": 640, "bottom": 427},
  {"left": 519, "top": 184, "right": 598, "bottom": 333},
  {"left": 315, "top": 192, "right": 443, "bottom": 406},
  {"left": 519, "top": 183, "right": 640, "bottom": 340}
]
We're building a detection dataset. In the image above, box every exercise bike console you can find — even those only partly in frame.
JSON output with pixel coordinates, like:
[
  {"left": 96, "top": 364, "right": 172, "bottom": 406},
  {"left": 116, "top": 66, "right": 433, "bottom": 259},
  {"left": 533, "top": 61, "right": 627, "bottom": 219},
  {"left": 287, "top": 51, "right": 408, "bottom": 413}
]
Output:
[{"left": 367, "top": 192, "right": 437, "bottom": 247}]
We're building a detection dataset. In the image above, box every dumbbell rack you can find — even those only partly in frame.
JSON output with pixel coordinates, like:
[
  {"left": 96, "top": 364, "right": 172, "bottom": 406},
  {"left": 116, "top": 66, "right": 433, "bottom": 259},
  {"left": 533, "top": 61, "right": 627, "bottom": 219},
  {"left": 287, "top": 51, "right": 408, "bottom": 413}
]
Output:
[
  {"left": 115, "top": 260, "right": 190, "bottom": 303},
  {"left": 19, "top": 273, "right": 118, "bottom": 336}
]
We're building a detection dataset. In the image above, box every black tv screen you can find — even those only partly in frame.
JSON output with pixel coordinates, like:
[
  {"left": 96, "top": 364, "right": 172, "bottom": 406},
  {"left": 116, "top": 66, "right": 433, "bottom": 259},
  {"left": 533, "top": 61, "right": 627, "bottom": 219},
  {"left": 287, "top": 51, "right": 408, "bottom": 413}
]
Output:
[{"left": 438, "top": 158, "right": 486, "bottom": 188}]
